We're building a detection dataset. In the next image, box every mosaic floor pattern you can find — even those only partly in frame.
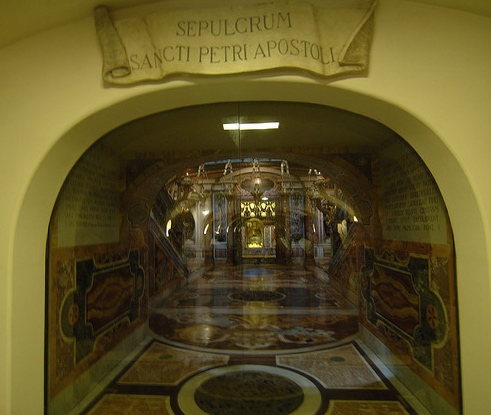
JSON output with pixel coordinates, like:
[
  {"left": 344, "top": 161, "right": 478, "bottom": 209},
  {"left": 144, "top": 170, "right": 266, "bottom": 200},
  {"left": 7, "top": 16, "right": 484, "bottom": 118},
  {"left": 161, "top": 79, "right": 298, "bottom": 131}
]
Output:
[
  {"left": 83, "top": 340, "right": 418, "bottom": 415},
  {"left": 81, "top": 265, "right": 423, "bottom": 415},
  {"left": 149, "top": 265, "right": 358, "bottom": 354}
]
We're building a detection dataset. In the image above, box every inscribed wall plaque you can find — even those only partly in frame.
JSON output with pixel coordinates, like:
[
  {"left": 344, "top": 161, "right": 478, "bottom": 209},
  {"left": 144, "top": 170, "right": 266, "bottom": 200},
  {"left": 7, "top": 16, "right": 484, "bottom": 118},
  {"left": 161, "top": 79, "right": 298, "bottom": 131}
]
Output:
[
  {"left": 379, "top": 141, "right": 448, "bottom": 244},
  {"left": 57, "top": 144, "right": 120, "bottom": 247},
  {"left": 94, "top": 0, "right": 376, "bottom": 85}
]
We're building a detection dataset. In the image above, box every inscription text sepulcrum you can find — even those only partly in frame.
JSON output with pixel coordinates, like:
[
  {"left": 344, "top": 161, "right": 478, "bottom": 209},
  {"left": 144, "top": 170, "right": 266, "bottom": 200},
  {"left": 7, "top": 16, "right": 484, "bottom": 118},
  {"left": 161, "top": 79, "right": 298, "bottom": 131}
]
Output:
[{"left": 94, "top": 0, "right": 376, "bottom": 85}]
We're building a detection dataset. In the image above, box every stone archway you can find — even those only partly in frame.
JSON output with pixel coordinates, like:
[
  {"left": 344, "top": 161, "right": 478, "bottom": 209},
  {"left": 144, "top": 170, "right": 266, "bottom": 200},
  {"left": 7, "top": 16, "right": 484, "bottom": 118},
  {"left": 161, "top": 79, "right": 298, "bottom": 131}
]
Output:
[{"left": 9, "top": 81, "right": 489, "bottom": 414}]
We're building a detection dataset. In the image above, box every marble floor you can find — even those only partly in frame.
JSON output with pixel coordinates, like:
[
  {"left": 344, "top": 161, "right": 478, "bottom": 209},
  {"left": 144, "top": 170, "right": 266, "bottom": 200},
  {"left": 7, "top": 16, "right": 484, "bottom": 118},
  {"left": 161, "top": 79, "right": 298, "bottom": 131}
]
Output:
[{"left": 79, "top": 264, "right": 432, "bottom": 415}]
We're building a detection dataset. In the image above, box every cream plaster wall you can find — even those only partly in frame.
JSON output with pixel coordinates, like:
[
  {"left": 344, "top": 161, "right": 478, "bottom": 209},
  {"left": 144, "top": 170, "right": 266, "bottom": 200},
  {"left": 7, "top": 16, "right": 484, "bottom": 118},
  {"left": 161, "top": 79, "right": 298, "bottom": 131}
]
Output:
[{"left": 0, "top": 0, "right": 490, "bottom": 414}]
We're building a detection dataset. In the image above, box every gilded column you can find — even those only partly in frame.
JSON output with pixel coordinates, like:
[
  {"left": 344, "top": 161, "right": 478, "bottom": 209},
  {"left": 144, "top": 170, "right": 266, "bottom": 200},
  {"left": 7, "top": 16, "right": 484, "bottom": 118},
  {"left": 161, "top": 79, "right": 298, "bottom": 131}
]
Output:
[
  {"left": 304, "top": 197, "right": 316, "bottom": 267},
  {"left": 276, "top": 194, "right": 292, "bottom": 265},
  {"left": 225, "top": 194, "right": 236, "bottom": 265}
]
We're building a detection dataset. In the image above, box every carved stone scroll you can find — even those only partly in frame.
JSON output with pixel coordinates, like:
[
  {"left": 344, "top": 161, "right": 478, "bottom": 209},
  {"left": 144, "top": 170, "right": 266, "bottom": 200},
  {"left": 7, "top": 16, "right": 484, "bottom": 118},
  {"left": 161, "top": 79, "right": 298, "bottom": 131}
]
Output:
[{"left": 94, "top": 0, "right": 376, "bottom": 85}]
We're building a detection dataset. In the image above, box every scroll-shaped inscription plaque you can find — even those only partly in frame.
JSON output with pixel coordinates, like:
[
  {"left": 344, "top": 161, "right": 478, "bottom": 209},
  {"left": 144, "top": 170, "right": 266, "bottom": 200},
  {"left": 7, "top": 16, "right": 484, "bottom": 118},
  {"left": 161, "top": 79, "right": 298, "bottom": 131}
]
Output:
[{"left": 94, "top": 0, "right": 376, "bottom": 85}]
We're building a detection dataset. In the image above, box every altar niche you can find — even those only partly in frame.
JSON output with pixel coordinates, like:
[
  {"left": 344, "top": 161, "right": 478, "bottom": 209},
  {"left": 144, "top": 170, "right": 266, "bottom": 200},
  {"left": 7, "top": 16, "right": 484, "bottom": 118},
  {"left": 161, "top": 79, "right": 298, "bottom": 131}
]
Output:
[{"left": 241, "top": 218, "right": 276, "bottom": 263}]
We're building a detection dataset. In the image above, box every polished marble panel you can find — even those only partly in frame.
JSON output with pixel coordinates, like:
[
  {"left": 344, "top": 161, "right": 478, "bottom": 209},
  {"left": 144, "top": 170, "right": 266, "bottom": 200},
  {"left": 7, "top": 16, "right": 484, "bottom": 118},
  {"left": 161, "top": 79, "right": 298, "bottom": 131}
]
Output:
[
  {"left": 86, "top": 394, "right": 172, "bottom": 415},
  {"left": 79, "top": 265, "right": 424, "bottom": 415},
  {"left": 178, "top": 364, "right": 322, "bottom": 415},
  {"left": 118, "top": 342, "right": 229, "bottom": 386},
  {"left": 325, "top": 400, "right": 411, "bottom": 415},
  {"left": 149, "top": 265, "right": 358, "bottom": 354},
  {"left": 277, "top": 344, "right": 387, "bottom": 389}
]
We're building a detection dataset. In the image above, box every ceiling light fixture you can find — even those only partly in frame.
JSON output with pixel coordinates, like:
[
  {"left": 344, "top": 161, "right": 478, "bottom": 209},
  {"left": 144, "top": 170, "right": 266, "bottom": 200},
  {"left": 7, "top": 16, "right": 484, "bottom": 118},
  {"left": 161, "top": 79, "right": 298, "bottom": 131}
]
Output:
[{"left": 223, "top": 122, "right": 279, "bottom": 131}]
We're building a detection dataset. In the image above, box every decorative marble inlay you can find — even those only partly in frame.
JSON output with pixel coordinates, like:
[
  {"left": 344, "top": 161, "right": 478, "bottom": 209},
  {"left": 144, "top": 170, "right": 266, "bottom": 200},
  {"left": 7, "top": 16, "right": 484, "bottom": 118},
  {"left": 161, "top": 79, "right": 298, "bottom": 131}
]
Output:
[
  {"left": 277, "top": 344, "right": 386, "bottom": 389},
  {"left": 362, "top": 249, "right": 448, "bottom": 370},
  {"left": 59, "top": 250, "right": 145, "bottom": 362},
  {"left": 195, "top": 370, "right": 304, "bottom": 415},
  {"left": 86, "top": 394, "right": 171, "bottom": 415},
  {"left": 149, "top": 266, "right": 358, "bottom": 353},
  {"left": 326, "top": 400, "right": 411, "bottom": 415},
  {"left": 370, "top": 264, "right": 419, "bottom": 337},
  {"left": 151, "top": 312, "right": 358, "bottom": 353},
  {"left": 229, "top": 290, "right": 286, "bottom": 302},
  {"left": 178, "top": 365, "right": 322, "bottom": 415},
  {"left": 118, "top": 342, "right": 228, "bottom": 386}
]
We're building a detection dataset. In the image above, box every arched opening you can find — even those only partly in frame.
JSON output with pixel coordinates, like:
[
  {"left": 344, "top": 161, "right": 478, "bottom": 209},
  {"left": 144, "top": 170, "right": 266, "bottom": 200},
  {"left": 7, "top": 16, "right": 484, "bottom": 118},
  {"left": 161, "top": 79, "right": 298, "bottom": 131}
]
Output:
[
  {"left": 9, "top": 80, "right": 490, "bottom": 415},
  {"left": 45, "top": 101, "right": 459, "bottom": 414}
]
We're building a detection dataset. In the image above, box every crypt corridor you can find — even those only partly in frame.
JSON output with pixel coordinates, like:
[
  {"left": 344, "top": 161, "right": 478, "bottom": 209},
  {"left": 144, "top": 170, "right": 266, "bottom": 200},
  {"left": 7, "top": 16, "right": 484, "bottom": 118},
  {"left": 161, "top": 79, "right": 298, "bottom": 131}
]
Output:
[
  {"left": 79, "top": 264, "right": 426, "bottom": 415},
  {"left": 46, "top": 102, "right": 460, "bottom": 415}
]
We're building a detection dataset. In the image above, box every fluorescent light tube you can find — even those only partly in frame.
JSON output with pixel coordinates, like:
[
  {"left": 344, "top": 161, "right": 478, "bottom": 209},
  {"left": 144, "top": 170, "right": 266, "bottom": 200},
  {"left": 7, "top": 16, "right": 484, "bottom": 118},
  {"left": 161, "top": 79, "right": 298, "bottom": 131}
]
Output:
[{"left": 223, "top": 122, "right": 279, "bottom": 131}]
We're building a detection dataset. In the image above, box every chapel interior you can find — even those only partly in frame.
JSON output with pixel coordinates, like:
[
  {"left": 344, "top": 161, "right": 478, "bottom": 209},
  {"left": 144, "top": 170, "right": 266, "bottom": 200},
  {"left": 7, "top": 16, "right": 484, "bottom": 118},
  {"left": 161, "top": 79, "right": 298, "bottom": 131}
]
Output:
[{"left": 46, "top": 101, "right": 460, "bottom": 415}]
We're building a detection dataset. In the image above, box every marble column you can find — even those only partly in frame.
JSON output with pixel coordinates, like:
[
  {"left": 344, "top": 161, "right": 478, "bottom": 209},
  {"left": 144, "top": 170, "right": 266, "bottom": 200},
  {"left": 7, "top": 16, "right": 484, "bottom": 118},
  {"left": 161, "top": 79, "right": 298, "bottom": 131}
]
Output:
[
  {"left": 276, "top": 194, "right": 292, "bottom": 265},
  {"left": 304, "top": 198, "right": 316, "bottom": 267},
  {"left": 225, "top": 195, "right": 236, "bottom": 265}
]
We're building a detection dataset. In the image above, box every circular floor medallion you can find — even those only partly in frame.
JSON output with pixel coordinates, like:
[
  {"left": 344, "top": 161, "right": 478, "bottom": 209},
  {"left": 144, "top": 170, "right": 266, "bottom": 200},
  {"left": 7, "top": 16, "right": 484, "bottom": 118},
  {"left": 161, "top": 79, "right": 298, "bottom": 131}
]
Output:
[
  {"left": 195, "top": 370, "right": 303, "bottom": 415},
  {"left": 178, "top": 365, "right": 322, "bottom": 415},
  {"left": 229, "top": 290, "right": 285, "bottom": 302}
]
